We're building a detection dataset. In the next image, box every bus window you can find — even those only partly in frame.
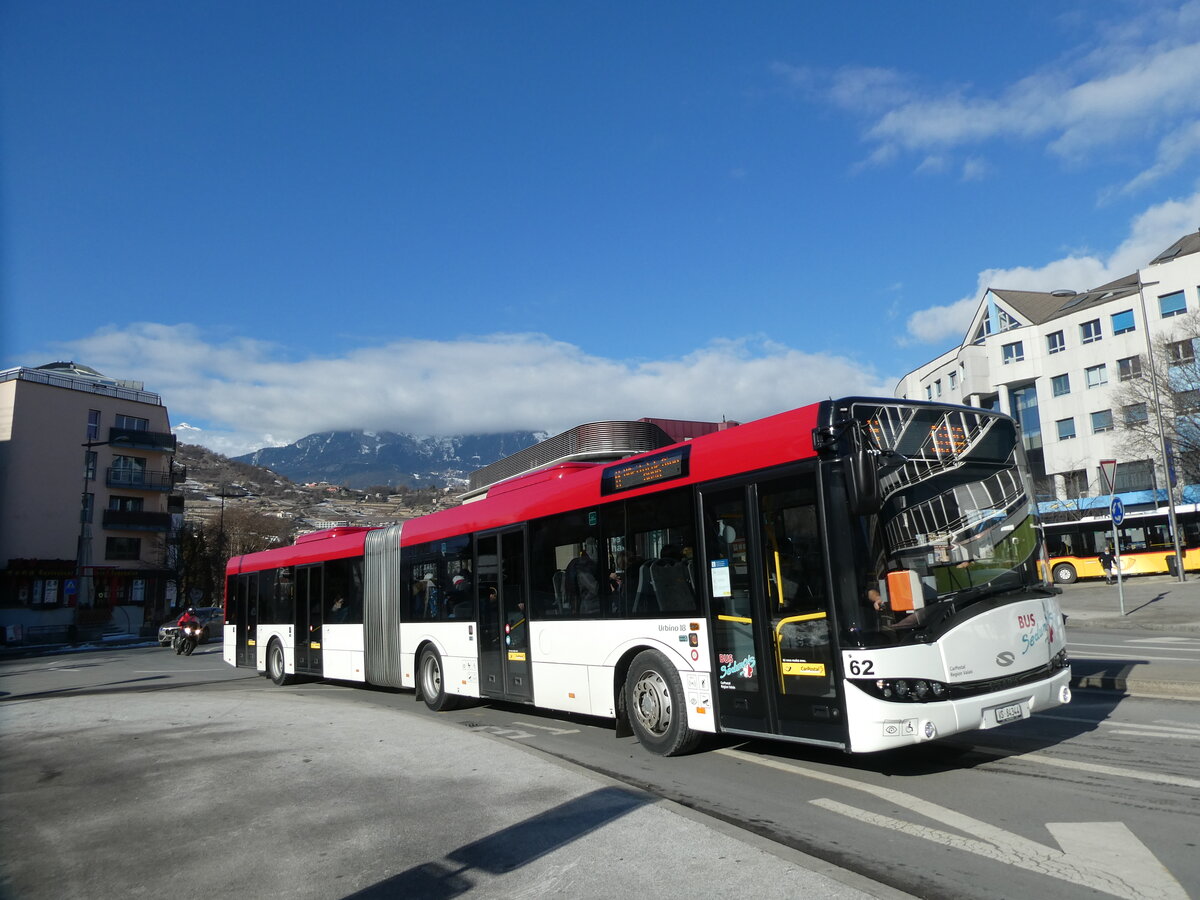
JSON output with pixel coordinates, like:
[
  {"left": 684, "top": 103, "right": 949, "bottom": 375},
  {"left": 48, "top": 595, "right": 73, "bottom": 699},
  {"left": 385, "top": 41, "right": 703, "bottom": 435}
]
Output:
[
  {"left": 530, "top": 509, "right": 601, "bottom": 617},
  {"left": 625, "top": 488, "right": 699, "bottom": 616}
]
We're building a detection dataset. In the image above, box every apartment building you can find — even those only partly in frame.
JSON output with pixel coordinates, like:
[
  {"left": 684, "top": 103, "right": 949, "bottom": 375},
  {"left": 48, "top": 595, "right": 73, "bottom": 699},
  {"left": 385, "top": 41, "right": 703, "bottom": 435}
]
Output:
[
  {"left": 896, "top": 231, "right": 1200, "bottom": 510},
  {"left": 0, "top": 362, "right": 181, "bottom": 640}
]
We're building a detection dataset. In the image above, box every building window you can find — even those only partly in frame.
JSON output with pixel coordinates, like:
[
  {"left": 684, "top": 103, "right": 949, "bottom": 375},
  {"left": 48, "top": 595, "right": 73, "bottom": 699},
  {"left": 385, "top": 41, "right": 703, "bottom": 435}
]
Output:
[
  {"left": 1091, "top": 409, "right": 1114, "bottom": 433},
  {"left": 1168, "top": 339, "right": 1195, "bottom": 366},
  {"left": 85, "top": 450, "right": 98, "bottom": 481},
  {"left": 1056, "top": 418, "right": 1076, "bottom": 440},
  {"left": 1177, "top": 389, "right": 1200, "bottom": 412},
  {"left": 1063, "top": 469, "right": 1088, "bottom": 499},
  {"left": 1160, "top": 290, "right": 1187, "bottom": 318},
  {"left": 115, "top": 414, "right": 150, "bottom": 431},
  {"left": 108, "top": 495, "right": 144, "bottom": 512},
  {"left": 1114, "top": 459, "right": 1155, "bottom": 492},
  {"left": 81, "top": 493, "right": 94, "bottom": 524},
  {"left": 1118, "top": 355, "right": 1143, "bottom": 381},
  {"left": 934, "top": 379, "right": 942, "bottom": 397},
  {"left": 1002, "top": 341, "right": 1024, "bottom": 364},
  {"left": 1051, "top": 374, "right": 1070, "bottom": 397},
  {"left": 1123, "top": 403, "right": 1149, "bottom": 425},
  {"left": 1046, "top": 331, "right": 1065, "bottom": 354},
  {"left": 1080, "top": 319, "right": 1102, "bottom": 344},
  {"left": 948, "top": 370, "right": 958, "bottom": 390},
  {"left": 87, "top": 410, "right": 101, "bottom": 441},
  {"left": 925, "top": 385, "right": 932, "bottom": 400},
  {"left": 1085, "top": 364, "right": 1108, "bottom": 388},
  {"left": 105, "top": 537, "right": 141, "bottom": 561},
  {"left": 1111, "top": 309, "right": 1135, "bottom": 334}
]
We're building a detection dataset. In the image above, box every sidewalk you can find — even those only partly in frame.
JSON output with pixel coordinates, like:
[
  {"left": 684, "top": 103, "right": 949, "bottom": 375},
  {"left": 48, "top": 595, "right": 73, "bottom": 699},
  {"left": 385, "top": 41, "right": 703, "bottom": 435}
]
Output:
[{"left": 1057, "top": 574, "right": 1200, "bottom": 699}]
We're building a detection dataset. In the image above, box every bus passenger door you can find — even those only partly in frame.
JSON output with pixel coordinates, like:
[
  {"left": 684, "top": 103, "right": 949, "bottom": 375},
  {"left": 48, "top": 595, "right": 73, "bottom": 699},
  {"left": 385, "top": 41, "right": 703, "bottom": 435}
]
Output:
[
  {"left": 701, "top": 486, "right": 772, "bottom": 735},
  {"left": 477, "top": 529, "right": 533, "bottom": 702},
  {"left": 294, "top": 565, "right": 322, "bottom": 674},
  {"left": 234, "top": 573, "right": 256, "bottom": 668},
  {"left": 755, "top": 472, "right": 843, "bottom": 744},
  {"left": 702, "top": 471, "right": 845, "bottom": 746}
]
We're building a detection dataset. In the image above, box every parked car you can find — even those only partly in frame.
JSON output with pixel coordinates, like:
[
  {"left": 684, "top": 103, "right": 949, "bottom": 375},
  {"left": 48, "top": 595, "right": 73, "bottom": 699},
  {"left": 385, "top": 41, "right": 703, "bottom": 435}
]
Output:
[{"left": 158, "top": 606, "right": 223, "bottom": 646}]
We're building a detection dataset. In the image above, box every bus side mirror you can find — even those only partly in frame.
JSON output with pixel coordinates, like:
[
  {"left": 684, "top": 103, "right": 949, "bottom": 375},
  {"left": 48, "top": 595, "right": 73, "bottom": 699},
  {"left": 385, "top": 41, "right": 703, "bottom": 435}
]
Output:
[{"left": 846, "top": 450, "right": 881, "bottom": 516}]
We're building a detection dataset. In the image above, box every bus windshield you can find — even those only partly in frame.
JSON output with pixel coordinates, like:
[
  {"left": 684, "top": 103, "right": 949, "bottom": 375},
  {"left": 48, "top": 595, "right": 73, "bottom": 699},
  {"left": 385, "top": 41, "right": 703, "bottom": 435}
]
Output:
[{"left": 846, "top": 403, "right": 1049, "bottom": 646}]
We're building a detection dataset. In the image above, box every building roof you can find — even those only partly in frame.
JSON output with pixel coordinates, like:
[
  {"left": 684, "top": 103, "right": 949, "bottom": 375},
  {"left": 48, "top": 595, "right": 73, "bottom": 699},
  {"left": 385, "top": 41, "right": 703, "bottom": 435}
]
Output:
[
  {"left": 988, "top": 231, "right": 1200, "bottom": 329},
  {"left": 1150, "top": 230, "right": 1200, "bottom": 265}
]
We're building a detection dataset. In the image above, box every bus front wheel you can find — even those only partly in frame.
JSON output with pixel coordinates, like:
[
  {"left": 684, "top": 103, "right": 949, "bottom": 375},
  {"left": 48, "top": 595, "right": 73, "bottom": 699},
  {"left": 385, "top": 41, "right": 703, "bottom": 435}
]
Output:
[
  {"left": 1052, "top": 563, "right": 1078, "bottom": 584},
  {"left": 625, "top": 650, "right": 700, "bottom": 756},
  {"left": 419, "top": 647, "right": 460, "bottom": 712},
  {"left": 267, "top": 639, "right": 295, "bottom": 686}
]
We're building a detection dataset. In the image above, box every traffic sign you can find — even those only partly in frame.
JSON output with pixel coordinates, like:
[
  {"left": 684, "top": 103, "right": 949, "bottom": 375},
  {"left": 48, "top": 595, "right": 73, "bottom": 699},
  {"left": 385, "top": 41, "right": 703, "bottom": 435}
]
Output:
[
  {"left": 1111, "top": 496, "right": 1125, "bottom": 527},
  {"left": 1099, "top": 459, "right": 1117, "bottom": 494}
]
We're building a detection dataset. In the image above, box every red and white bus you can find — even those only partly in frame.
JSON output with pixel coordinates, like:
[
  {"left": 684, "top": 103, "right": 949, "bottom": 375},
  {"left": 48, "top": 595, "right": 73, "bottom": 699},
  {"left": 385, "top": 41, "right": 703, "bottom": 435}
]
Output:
[{"left": 223, "top": 397, "right": 1071, "bottom": 755}]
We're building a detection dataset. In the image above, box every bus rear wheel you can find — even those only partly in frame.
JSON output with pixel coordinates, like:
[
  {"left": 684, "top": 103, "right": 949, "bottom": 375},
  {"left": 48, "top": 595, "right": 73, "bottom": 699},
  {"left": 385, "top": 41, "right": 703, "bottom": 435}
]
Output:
[
  {"left": 419, "top": 647, "right": 460, "bottom": 712},
  {"left": 625, "top": 650, "right": 700, "bottom": 756},
  {"left": 267, "top": 639, "right": 295, "bottom": 686},
  {"left": 1052, "top": 562, "right": 1077, "bottom": 584}
]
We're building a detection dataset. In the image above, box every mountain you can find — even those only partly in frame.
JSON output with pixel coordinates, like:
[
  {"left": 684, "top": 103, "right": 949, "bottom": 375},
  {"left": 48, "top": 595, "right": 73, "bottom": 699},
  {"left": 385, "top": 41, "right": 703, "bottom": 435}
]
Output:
[{"left": 233, "top": 430, "right": 543, "bottom": 489}]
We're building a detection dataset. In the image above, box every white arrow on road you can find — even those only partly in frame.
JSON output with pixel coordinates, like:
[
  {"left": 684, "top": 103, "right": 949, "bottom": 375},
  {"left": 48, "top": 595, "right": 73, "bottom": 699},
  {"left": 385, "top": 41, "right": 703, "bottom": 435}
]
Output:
[{"left": 718, "top": 748, "right": 1187, "bottom": 900}]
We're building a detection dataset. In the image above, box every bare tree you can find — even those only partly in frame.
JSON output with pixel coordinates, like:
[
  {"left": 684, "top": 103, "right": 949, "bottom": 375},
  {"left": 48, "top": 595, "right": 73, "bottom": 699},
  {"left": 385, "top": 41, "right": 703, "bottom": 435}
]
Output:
[{"left": 1110, "top": 309, "right": 1200, "bottom": 493}]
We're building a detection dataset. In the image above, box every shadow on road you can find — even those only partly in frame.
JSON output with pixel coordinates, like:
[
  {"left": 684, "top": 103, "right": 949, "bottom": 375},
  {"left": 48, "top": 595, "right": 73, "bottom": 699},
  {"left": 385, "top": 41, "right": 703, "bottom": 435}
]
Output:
[{"left": 343, "top": 787, "right": 649, "bottom": 899}]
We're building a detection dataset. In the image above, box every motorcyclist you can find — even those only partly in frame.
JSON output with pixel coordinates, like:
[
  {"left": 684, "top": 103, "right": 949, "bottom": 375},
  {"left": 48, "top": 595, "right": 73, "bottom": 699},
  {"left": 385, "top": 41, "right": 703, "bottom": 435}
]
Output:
[{"left": 177, "top": 606, "right": 201, "bottom": 629}]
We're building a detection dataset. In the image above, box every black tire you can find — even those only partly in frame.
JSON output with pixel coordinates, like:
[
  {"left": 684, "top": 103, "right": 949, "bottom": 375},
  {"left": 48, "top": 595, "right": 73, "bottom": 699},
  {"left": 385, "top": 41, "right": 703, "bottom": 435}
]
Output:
[
  {"left": 624, "top": 649, "right": 700, "bottom": 756},
  {"left": 183, "top": 639, "right": 195, "bottom": 656},
  {"left": 268, "top": 640, "right": 294, "bottom": 686},
  {"left": 173, "top": 639, "right": 183, "bottom": 655},
  {"left": 1052, "top": 562, "right": 1077, "bottom": 584},
  {"left": 418, "top": 646, "right": 459, "bottom": 711}
]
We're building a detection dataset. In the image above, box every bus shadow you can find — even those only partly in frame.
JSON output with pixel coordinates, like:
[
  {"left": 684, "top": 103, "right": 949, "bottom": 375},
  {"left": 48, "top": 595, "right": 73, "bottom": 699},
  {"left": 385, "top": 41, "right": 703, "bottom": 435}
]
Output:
[
  {"left": 342, "top": 787, "right": 648, "bottom": 899},
  {"left": 712, "top": 680, "right": 1135, "bottom": 777}
]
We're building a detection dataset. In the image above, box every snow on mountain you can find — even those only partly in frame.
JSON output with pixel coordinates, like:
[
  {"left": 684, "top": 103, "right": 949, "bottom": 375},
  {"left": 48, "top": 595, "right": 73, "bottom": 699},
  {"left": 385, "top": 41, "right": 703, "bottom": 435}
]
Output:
[{"left": 234, "top": 429, "right": 541, "bottom": 488}]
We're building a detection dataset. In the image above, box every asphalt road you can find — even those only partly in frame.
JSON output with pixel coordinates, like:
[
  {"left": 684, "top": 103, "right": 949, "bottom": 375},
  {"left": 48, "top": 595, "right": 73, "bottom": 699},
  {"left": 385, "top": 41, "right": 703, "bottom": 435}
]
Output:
[{"left": 3, "top": 640, "right": 1198, "bottom": 900}]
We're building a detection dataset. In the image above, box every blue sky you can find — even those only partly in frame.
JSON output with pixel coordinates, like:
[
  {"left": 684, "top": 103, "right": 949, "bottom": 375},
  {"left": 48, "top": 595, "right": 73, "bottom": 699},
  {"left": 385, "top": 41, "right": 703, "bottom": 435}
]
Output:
[{"left": 4, "top": 1, "right": 1200, "bottom": 456}]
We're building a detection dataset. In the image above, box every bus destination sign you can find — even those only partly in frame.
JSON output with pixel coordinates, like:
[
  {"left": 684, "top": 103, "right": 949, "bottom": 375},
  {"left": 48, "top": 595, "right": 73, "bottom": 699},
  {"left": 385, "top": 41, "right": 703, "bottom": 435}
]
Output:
[
  {"left": 601, "top": 446, "right": 691, "bottom": 495},
  {"left": 929, "top": 422, "right": 968, "bottom": 455}
]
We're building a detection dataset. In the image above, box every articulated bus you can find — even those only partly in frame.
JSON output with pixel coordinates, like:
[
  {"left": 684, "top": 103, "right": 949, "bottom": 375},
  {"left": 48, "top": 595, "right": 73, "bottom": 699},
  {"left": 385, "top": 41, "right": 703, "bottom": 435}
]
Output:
[
  {"left": 223, "top": 397, "right": 1071, "bottom": 755},
  {"left": 1045, "top": 505, "right": 1200, "bottom": 583}
]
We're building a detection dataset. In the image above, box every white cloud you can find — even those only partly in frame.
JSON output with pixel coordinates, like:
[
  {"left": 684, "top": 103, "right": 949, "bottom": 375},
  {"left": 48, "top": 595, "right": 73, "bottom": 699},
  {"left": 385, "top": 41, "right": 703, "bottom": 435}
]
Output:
[
  {"left": 781, "top": 5, "right": 1200, "bottom": 180},
  {"left": 902, "top": 187, "right": 1200, "bottom": 344},
  {"left": 42, "top": 330, "right": 897, "bottom": 457}
]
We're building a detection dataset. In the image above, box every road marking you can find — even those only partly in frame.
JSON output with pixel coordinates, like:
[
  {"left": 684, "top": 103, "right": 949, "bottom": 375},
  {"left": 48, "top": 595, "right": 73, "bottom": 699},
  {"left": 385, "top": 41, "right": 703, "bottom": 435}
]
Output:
[
  {"left": 511, "top": 721, "right": 582, "bottom": 735},
  {"left": 475, "top": 726, "right": 534, "bottom": 741},
  {"left": 1108, "top": 729, "right": 1200, "bottom": 740},
  {"left": 718, "top": 748, "right": 1187, "bottom": 900},
  {"left": 1040, "top": 714, "right": 1200, "bottom": 738},
  {"left": 1013, "top": 751, "right": 1200, "bottom": 789}
]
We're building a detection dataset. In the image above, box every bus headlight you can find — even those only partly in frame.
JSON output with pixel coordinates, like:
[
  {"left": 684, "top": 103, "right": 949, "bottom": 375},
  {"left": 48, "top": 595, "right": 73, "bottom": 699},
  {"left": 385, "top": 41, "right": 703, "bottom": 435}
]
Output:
[{"left": 859, "top": 677, "right": 951, "bottom": 702}]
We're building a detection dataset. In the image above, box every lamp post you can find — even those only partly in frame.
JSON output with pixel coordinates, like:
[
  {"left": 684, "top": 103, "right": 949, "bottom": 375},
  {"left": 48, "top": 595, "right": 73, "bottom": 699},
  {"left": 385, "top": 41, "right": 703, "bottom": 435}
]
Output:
[
  {"left": 75, "top": 434, "right": 133, "bottom": 614},
  {"left": 1135, "top": 276, "right": 1187, "bottom": 582}
]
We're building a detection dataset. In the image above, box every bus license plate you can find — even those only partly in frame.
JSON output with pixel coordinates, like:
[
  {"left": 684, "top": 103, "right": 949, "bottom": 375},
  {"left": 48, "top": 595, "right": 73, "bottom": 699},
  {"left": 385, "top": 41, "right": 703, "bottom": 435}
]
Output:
[{"left": 992, "top": 702, "right": 1024, "bottom": 725}]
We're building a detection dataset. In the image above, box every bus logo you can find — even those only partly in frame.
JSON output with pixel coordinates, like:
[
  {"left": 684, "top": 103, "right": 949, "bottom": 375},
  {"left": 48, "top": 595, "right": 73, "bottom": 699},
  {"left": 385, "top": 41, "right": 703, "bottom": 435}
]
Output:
[{"left": 996, "top": 651, "right": 1015, "bottom": 667}]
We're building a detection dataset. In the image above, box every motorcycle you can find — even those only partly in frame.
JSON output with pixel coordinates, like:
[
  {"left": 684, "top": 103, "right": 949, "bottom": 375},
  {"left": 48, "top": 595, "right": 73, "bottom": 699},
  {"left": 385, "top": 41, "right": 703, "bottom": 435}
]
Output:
[{"left": 173, "top": 622, "right": 203, "bottom": 656}]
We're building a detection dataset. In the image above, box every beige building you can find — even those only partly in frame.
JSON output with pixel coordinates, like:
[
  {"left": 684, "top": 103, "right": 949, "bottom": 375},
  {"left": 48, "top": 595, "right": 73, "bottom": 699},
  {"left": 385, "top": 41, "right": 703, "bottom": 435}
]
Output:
[{"left": 0, "top": 362, "right": 180, "bottom": 640}]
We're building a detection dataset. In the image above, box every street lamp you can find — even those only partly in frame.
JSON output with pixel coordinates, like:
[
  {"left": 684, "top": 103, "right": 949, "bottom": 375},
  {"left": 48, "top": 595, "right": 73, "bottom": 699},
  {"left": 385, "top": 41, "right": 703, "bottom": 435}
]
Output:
[
  {"left": 75, "top": 434, "right": 134, "bottom": 614},
  {"left": 1135, "top": 276, "right": 1187, "bottom": 582}
]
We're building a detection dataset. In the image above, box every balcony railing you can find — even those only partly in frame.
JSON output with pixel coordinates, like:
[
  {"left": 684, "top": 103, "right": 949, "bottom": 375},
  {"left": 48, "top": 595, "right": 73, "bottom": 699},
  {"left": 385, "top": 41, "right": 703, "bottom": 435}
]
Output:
[
  {"left": 107, "top": 426, "right": 177, "bottom": 453},
  {"left": 102, "top": 509, "right": 173, "bottom": 532},
  {"left": 106, "top": 468, "right": 175, "bottom": 491}
]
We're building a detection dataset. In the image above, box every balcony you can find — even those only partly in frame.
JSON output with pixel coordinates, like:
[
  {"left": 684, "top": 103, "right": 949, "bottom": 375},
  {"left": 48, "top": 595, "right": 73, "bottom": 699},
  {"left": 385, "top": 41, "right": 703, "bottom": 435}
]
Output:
[
  {"left": 107, "top": 426, "right": 177, "bottom": 453},
  {"left": 106, "top": 468, "right": 175, "bottom": 491},
  {"left": 102, "top": 509, "right": 173, "bottom": 532}
]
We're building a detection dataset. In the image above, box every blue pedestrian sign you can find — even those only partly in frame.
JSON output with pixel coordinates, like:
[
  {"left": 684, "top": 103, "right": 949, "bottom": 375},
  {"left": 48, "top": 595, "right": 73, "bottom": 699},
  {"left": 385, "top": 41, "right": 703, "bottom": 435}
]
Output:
[{"left": 1111, "top": 497, "right": 1125, "bottom": 527}]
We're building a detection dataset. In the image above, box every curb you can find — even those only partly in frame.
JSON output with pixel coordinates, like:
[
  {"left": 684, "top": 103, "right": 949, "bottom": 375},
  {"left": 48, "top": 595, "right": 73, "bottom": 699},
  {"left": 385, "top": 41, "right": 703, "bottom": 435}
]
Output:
[{"left": 1070, "top": 674, "right": 1200, "bottom": 700}]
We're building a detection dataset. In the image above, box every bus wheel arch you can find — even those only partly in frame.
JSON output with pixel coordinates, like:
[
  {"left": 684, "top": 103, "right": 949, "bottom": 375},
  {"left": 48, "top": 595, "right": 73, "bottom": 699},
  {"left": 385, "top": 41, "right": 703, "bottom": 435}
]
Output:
[
  {"left": 417, "top": 643, "right": 461, "bottom": 712},
  {"left": 267, "top": 638, "right": 295, "bottom": 686},
  {"left": 623, "top": 648, "right": 701, "bottom": 756},
  {"left": 1052, "top": 562, "right": 1078, "bottom": 584}
]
